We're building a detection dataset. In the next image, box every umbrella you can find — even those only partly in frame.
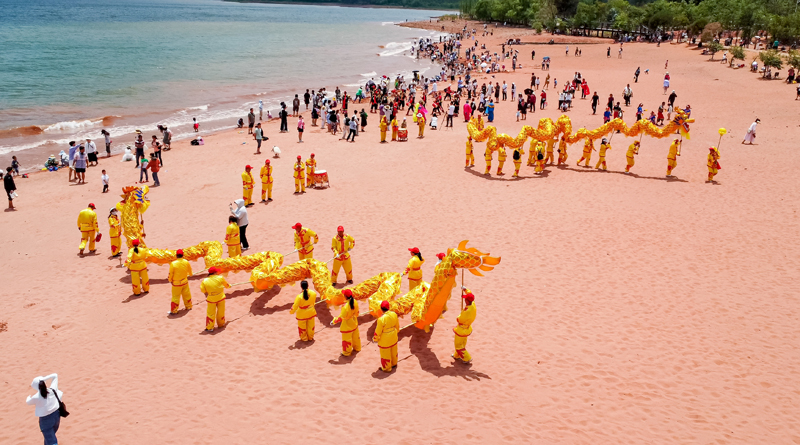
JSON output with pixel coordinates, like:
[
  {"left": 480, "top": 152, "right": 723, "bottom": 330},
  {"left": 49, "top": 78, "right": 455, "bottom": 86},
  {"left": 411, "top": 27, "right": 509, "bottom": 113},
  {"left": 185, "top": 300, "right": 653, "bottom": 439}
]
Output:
[{"left": 524, "top": 88, "right": 533, "bottom": 95}]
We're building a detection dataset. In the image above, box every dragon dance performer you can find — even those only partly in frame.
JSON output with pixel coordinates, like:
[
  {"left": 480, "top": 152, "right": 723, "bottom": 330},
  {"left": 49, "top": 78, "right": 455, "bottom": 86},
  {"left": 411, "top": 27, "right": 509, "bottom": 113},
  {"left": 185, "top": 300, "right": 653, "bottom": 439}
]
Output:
[
  {"left": 496, "top": 147, "right": 507, "bottom": 175},
  {"left": 667, "top": 138, "right": 681, "bottom": 176},
  {"left": 534, "top": 143, "right": 546, "bottom": 174},
  {"left": 466, "top": 137, "right": 474, "bottom": 167},
  {"left": 544, "top": 136, "right": 556, "bottom": 164},
  {"left": 225, "top": 216, "right": 241, "bottom": 258},
  {"left": 168, "top": 249, "right": 193, "bottom": 314},
  {"left": 290, "top": 280, "right": 317, "bottom": 341},
  {"left": 293, "top": 223, "right": 318, "bottom": 260},
  {"left": 373, "top": 300, "right": 399, "bottom": 372},
  {"left": 331, "top": 226, "right": 355, "bottom": 284},
  {"left": 577, "top": 138, "right": 595, "bottom": 167},
  {"left": 305, "top": 153, "right": 316, "bottom": 188},
  {"left": 512, "top": 146, "right": 524, "bottom": 178},
  {"left": 293, "top": 156, "right": 305, "bottom": 194},
  {"left": 127, "top": 239, "right": 149, "bottom": 296},
  {"left": 391, "top": 116, "right": 398, "bottom": 141},
  {"left": 241, "top": 165, "right": 254, "bottom": 207},
  {"left": 625, "top": 141, "right": 640, "bottom": 173},
  {"left": 332, "top": 289, "right": 361, "bottom": 356},
  {"left": 595, "top": 138, "right": 611, "bottom": 171},
  {"left": 707, "top": 146, "right": 721, "bottom": 182},
  {"left": 108, "top": 207, "right": 121, "bottom": 257},
  {"left": 405, "top": 247, "right": 425, "bottom": 291},
  {"left": 484, "top": 146, "right": 493, "bottom": 175},
  {"left": 200, "top": 267, "right": 230, "bottom": 332},
  {"left": 527, "top": 141, "right": 537, "bottom": 166},
  {"left": 380, "top": 116, "right": 388, "bottom": 143},
  {"left": 77, "top": 203, "right": 99, "bottom": 255},
  {"left": 453, "top": 288, "right": 477, "bottom": 363},
  {"left": 260, "top": 159, "right": 273, "bottom": 202},
  {"left": 557, "top": 135, "right": 569, "bottom": 165}
]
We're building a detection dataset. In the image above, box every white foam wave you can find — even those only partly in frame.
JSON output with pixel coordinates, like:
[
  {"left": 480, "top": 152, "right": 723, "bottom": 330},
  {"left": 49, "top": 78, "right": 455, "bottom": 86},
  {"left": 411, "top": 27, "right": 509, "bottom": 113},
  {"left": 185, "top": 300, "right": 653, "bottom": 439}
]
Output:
[
  {"left": 360, "top": 71, "right": 377, "bottom": 77},
  {"left": 381, "top": 21, "right": 395, "bottom": 26},
  {"left": 380, "top": 42, "right": 413, "bottom": 57},
  {"left": 44, "top": 119, "right": 103, "bottom": 132},
  {"left": 182, "top": 104, "right": 209, "bottom": 112}
]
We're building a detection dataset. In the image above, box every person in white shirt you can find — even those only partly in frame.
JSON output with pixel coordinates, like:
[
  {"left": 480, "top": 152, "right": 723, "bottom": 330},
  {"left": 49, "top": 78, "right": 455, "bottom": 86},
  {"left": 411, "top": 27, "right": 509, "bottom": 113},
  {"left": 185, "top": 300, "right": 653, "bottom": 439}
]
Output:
[
  {"left": 447, "top": 104, "right": 455, "bottom": 127},
  {"left": 85, "top": 138, "right": 98, "bottom": 166},
  {"left": 102, "top": 169, "right": 109, "bottom": 193},
  {"left": 26, "top": 374, "right": 63, "bottom": 445}
]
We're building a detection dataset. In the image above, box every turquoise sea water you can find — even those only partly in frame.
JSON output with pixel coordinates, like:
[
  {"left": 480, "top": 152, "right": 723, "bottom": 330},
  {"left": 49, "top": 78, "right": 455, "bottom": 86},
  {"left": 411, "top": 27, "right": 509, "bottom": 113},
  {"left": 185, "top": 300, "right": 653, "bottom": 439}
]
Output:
[{"left": 0, "top": 0, "right": 446, "bottom": 163}]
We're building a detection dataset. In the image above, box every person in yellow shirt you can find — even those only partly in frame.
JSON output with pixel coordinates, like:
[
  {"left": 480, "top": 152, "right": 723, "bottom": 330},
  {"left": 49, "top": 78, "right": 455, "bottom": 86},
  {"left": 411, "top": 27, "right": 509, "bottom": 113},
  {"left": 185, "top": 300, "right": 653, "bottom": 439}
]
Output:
[
  {"left": 225, "top": 216, "right": 241, "bottom": 257},
  {"left": 293, "top": 222, "right": 318, "bottom": 260},
  {"left": 595, "top": 137, "right": 611, "bottom": 171},
  {"left": 544, "top": 135, "right": 556, "bottom": 164},
  {"left": 293, "top": 156, "right": 305, "bottom": 194},
  {"left": 127, "top": 238, "right": 149, "bottom": 296},
  {"left": 526, "top": 140, "right": 537, "bottom": 166},
  {"left": 391, "top": 116, "right": 398, "bottom": 141},
  {"left": 512, "top": 146, "right": 524, "bottom": 177},
  {"left": 667, "top": 138, "right": 681, "bottom": 176},
  {"left": 289, "top": 280, "right": 317, "bottom": 341},
  {"left": 417, "top": 112, "right": 426, "bottom": 138},
  {"left": 373, "top": 300, "right": 399, "bottom": 372},
  {"left": 707, "top": 146, "right": 721, "bottom": 182},
  {"left": 108, "top": 207, "right": 121, "bottom": 257},
  {"left": 241, "top": 165, "right": 254, "bottom": 206},
  {"left": 260, "top": 159, "right": 273, "bottom": 202},
  {"left": 534, "top": 142, "right": 546, "bottom": 174},
  {"left": 77, "top": 203, "right": 99, "bottom": 255},
  {"left": 331, "top": 225, "right": 355, "bottom": 284},
  {"left": 379, "top": 115, "right": 388, "bottom": 143},
  {"left": 465, "top": 137, "right": 474, "bottom": 167},
  {"left": 453, "top": 288, "right": 476, "bottom": 363},
  {"left": 496, "top": 147, "right": 507, "bottom": 175},
  {"left": 557, "top": 135, "right": 569, "bottom": 165},
  {"left": 404, "top": 247, "right": 424, "bottom": 291},
  {"left": 200, "top": 267, "right": 230, "bottom": 332},
  {"left": 331, "top": 289, "right": 361, "bottom": 356},
  {"left": 168, "top": 249, "right": 193, "bottom": 314},
  {"left": 484, "top": 146, "right": 493, "bottom": 175},
  {"left": 576, "top": 138, "right": 595, "bottom": 167},
  {"left": 625, "top": 141, "right": 640, "bottom": 173},
  {"left": 305, "top": 153, "right": 316, "bottom": 188}
]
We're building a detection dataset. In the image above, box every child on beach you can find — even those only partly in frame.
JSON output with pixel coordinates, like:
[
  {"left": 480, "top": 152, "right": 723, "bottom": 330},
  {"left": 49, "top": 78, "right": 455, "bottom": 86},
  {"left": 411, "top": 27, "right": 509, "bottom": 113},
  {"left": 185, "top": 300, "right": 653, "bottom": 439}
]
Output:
[
  {"left": 139, "top": 156, "right": 149, "bottom": 183},
  {"left": 101, "top": 169, "right": 109, "bottom": 193},
  {"left": 193, "top": 117, "right": 199, "bottom": 132},
  {"left": 11, "top": 156, "right": 20, "bottom": 176}
]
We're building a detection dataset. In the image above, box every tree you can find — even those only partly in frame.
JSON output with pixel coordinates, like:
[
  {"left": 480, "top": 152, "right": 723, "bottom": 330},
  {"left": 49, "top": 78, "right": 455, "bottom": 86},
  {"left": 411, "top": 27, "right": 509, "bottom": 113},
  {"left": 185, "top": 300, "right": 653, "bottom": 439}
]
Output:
[
  {"left": 707, "top": 41, "right": 724, "bottom": 59},
  {"left": 787, "top": 50, "right": 800, "bottom": 70},
  {"left": 729, "top": 45, "right": 746, "bottom": 66},
  {"left": 759, "top": 49, "right": 783, "bottom": 77}
]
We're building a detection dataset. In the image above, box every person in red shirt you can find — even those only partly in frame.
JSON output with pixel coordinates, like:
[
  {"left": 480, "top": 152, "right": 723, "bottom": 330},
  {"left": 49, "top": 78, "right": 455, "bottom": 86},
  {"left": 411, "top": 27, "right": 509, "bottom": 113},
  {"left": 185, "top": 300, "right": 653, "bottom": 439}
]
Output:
[{"left": 147, "top": 153, "right": 161, "bottom": 186}]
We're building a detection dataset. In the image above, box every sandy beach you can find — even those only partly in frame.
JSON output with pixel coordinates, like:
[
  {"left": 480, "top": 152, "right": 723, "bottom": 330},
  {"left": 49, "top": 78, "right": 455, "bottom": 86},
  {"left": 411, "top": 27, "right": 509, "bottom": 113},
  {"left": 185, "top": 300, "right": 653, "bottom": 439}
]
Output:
[{"left": 2, "top": 21, "right": 800, "bottom": 444}]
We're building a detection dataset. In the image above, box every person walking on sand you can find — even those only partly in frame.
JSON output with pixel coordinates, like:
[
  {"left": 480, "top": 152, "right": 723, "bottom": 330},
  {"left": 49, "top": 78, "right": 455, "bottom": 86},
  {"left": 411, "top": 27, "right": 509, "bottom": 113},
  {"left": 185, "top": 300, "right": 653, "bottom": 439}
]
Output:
[
  {"left": 253, "top": 122, "right": 265, "bottom": 154},
  {"left": 290, "top": 280, "right": 317, "bottom": 341},
  {"left": 297, "top": 116, "right": 304, "bottom": 143},
  {"left": 147, "top": 154, "right": 160, "bottom": 187},
  {"left": 101, "top": 129, "right": 112, "bottom": 157},
  {"left": 742, "top": 118, "right": 759, "bottom": 144},
  {"left": 229, "top": 199, "right": 249, "bottom": 251},
  {"left": 452, "top": 288, "right": 476, "bottom": 363},
  {"left": 225, "top": 215, "right": 241, "bottom": 257},
  {"left": 293, "top": 222, "right": 318, "bottom": 260},
  {"left": 332, "top": 289, "right": 361, "bottom": 356},
  {"left": 241, "top": 165, "right": 254, "bottom": 207},
  {"left": 5, "top": 167, "right": 17, "bottom": 210},
  {"left": 663, "top": 72, "right": 670, "bottom": 94},
  {"left": 279, "top": 104, "right": 289, "bottom": 133},
  {"left": 625, "top": 141, "right": 640, "bottom": 173},
  {"left": 666, "top": 138, "right": 681, "bottom": 176},
  {"left": 151, "top": 135, "right": 163, "bottom": 166},
  {"left": 127, "top": 238, "right": 149, "bottom": 295},
  {"left": 201, "top": 267, "right": 230, "bottom": 332},
  {"left": 168, "top": 249, "right": 193, "bottom": 314},
  {"left": 26, "top": 373, "right": 65, "bottom": 445},
  {"left": 248, "top": 108, "right": 256, "bottom": 134},
  {"left": 373, "top": 300, "right": 399, "bottom": 372},
  {"left": 591, "top": 92, "right": 599, "bottom": 114},
  {"left": 260, "top": 159, "right": 273, "bottom": 202}
]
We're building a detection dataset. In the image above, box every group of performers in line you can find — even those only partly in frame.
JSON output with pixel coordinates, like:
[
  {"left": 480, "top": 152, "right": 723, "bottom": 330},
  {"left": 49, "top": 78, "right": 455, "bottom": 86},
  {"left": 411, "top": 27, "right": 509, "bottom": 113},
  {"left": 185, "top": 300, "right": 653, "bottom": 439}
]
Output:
[
  {"left": 236, "top": 154, "right": 319, "bottom": 206},
  {"left": 377, "top": 112, "right": 428, "bottom": 143},
  {"left": 469, "top": 136, "right": 721, "bottom": 181}
]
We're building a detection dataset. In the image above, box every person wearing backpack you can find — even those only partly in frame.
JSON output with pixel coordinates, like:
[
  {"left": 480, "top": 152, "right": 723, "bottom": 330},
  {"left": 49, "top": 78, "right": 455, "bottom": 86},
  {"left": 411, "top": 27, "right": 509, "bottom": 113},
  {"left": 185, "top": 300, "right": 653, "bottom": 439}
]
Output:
[
  {"left": 26, "top": 373, "right": 67, "bottom": 445},
  {"left": 512, "top": 146, "right": 523, "bottom": 177}
]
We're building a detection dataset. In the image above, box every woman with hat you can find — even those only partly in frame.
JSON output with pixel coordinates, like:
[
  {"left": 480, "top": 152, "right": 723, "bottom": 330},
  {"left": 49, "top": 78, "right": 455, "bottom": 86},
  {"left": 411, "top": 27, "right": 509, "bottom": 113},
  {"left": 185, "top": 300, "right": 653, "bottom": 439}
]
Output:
[
  {"left": 290, "top": 280, "right": 317, "bottom": 341},
  {"left": 453, "top": 288, "right": 477, "bottom": 363},
  {"left": 26, "top": 373, "right": 64, "bottom": 445},
  {"left": 168, "top": 249, "right": 193, "bottom": 314},
  {"left": 331, "top": 289, "right": 361, "bottom": 356},
  {"left": 404, "top": 247, "right": 425, "bottom": 291},
  {"left": 108, "top": 207, "right": 121, "bottom": 257},
  {"left": 200, "top": 267, "right": 230, "bottom": 332},
  {"left": 373, "top": 300, "right": 399, "bottom": 372},
  {"left": 127, "top": 239, "right": 149, "bottom": 296}
]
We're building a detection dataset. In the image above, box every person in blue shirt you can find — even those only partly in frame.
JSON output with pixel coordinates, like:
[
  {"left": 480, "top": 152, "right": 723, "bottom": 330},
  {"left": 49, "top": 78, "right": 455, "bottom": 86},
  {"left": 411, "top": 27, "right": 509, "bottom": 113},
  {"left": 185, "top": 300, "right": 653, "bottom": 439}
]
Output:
[
  {"left": 603, "top": 107, "right": 612, "bottom": 124},
  {"left": 486, "top": 100, "right": 495, "bottom": 122},
  {"left": 636, "top": 104, "right": 644, "bottom": 121}
]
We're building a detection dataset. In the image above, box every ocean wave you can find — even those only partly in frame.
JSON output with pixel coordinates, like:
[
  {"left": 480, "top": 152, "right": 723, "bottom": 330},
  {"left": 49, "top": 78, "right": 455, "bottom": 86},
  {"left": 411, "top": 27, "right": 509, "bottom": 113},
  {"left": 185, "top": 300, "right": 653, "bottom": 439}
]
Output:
[
  {"left": 0, "top": 125, "right": 44, "bottom": 139},
  {"left": 360, "top": 71, "right": 377, "bottom": 77},
  {"left": 44, "top": 119, "right": 103, "bottom": 132},
  {"left": 182, "top": 104, "right": 209, "bottom": 112},
  {"left": 379, "top": 42, "right": 412, "bottom": 57}
]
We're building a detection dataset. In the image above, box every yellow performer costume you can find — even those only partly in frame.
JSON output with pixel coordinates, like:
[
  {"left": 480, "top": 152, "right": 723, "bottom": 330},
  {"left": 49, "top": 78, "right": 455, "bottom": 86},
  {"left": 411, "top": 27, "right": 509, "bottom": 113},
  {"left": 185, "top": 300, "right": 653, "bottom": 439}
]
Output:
[
  {"left": 512, "top": 146, "right": 524, "bottom": 177},
  {"left": 293, "top": 156, "right": 305, "bottom": 193},
  {"left": 526, "top": 140, "right": 537, "bottom": 166},
  {"left": 108, "top": 211, "right": 121, "bottom": 257},
  {"left": 200, "top": 268, "right": 230, "bottom": 331},
  {"left": 305, "top": 155, "right": 316, "bottom": 187},
  {"left": 453, "top": 290, "right": 476, "bottom": 363},
  {"left": 417, "top": 113, "right": 426, "bottom": 138},
  {"left": 380, "top": 116, "right": 388, "bottom": 143},
  {"left": 466, "top": 137, "right": 474, "bottom": 167},
  {"left": 391, "top": 117, "right": 398, "bottom": 141},
  {"left": 373, "top": 301, "right": 399, "bottom": 372},
  {"left": 707, "top": 146, "right": 721, "bottom": 182},
  {"left": 260, "top": 160, "right": 273, "bottom": 201},
  {"left": 168, "top": 250, "right": 193, "bottom": 314},
  {"left": 496, "top": 147, "right": 507, "bottom": 175},
  {"left": 484, "top": 146, "right": 493, "bottom": 175},
  {"left": 332, "top": 290, "right": 361, "bottom": 356},
  {"left": 241, "top": 167, "right": 254, "bottom": 206},
  {"left": 557, "top": 137, "right": 568, "bottom": 165},
  {"left": 535, "top": 143, "right": 546, "bottom": 174},
  {"left": 127, "top": 239, "right": 149, "bottom": 295},
  {"left": 544, "top": 137, "right": 556, "bottom": 164},
  {"left": 289, "top": 281, "right": 317, "bottom": 341},
  {"left": 405, "top": 248, "right": 424, "bottom": 291},
  {"left": 225, "top": 220, "right": 241, "bottom": 257},
  {"left": 595, "top": 140, "right": 611, "bottom": 170},
  {"left": 293, "top": 224, "right": 318, "bottom": 260},
  {"left": 77, "top": 204, "right": 99, "bottom": 253},
  {"left": 577, "top": 139, "right": 594, "bottom": 167},
  {"left": 667, "top": 139, "right": 681, "bottom": 176},
  {"left": 331, "top": 227, "right": 355, "bottom": 284},
  {"left": 625, "top": 141, "right": 640, "bottom": 173}
]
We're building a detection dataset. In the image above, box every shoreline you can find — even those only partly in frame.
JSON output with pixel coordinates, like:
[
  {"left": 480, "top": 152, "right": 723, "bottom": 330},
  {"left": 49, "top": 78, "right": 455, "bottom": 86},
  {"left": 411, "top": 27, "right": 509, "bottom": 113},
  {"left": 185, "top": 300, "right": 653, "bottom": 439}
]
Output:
[{"left": 222, "top": 0, "right": 457, "bottom": 11}]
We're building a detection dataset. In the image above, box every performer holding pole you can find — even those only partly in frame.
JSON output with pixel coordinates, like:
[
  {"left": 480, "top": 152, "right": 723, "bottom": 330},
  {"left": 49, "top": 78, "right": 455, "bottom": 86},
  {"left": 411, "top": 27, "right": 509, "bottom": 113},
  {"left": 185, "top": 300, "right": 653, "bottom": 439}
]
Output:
[
  {"left": 405, "top": 247, "right": 425, "bottom": 291},
  {"left": 666, "top": 138, "right": 681, "bottom": 177},
  {"left": 305, "top": 153, "right": 316, "bottom": 188},
  {"left": 168, "top": 249, "right": 193, "bottom": 315},
  {"left": 77, "top": 203, "right": 99, "bottom": 255},
  {"left": 293, "top": 223, "right": 318, "bottom": 260},
  {"left": 331, "top": 289, "right": 361, "bottom": 356},
  {"left": 127, "top": 239, "right": 149, "bottom": 296},
  {"left": 484, "top": 146, "right": 493, "bottom": 175},
  {"left": 496, "top": 147, "right": 507, "bottom": 175},
  {"left": 225, "top": 216, "right": 241, "bottom": 258},
  {"left": 512, "top": 146, "right": 524, "bottom": 178},
  {"left": 241, "top": 165, "right": 254, "bottom": 207},
  {"left": 373, "top": 300, "right": 399, "bottom": 372},
  {"left": 625, "top": 140, "right": 640, "bottom": 173},
  {"left": 259, "top": 159, "right": 273, "bottom": 202},
  {"left": 200, "top": 267, "right": 230, "bottom": 332},
  {"left": 577, "top": 138, "right": 595, "bottom": 167},
  {"left": 108, "top": 207, "right": 121, "bottom": 257},
  {"left": 331, "top": 225, "right": 355, "bottom": 285},
  {"left": 557, "top": 135, "right": 569, "bottom": 165},
  {"left": 595, "top": 137, "right": 611, "bottom": 171},
  {"left": 453, "top": 287, "right": 477, "bottom": 363},
  {"left": 707, "top": 146, "right": 721, "bottom": 182},
  {"left": 293, "top": 156, "right": 305, "bottom": 194},
  {"left": 289, "top": 280, "right": 317, "bottom": 341},
  {"left": 466, "top": 136, "right": 475, "bottom": 167}
]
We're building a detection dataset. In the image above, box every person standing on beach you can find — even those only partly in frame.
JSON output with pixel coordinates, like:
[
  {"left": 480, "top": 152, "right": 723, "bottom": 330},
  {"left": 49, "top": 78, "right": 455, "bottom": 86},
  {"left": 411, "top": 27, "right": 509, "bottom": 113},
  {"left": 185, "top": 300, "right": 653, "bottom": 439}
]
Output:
[
  {"left": 625, "top": 141, "right": 640, "bottom": 173},
  {"left": 74, "top": 146, "right": 88, "bottom": 184},
  {"left": 379, "top": 115, "right": 388, "bottom": 143},
  {"left": 101, "top": 129, "right": 111, "bottom": 157},
  {"left": 332, "top": 289, "right": 361, "bottom": 356},
  {"left": 225, "top": 215, "right": 241, "bottom": 258},
  {"left": 591, "top": 92, "right": 599, "bottom": 114},
  {"left": 108, "top": 207, "right": 121, "bottom": 257},
  {"left": 101, "top": 169, "right": 109, "bottom": 193},
  {"left": 596, "top": 138, "right": 611, "bottom": 171},
  {"left": 253, "top": 122, "right": 264, "bottom": 154},
  {"left": 241, "top": 165, "right": 254, "bottom": 207},
  {"left": 293, "top": 94, "right": 300, "bottom": 117},
  {"left": 279, "top": 105, "right": 289, "bottom": 133},
  {"left": 127, "top": 239, "right": 149, "bottom": 295},
  {"left": 26, "top": 373, "right": 64, "bottom": 445},
  {"left": 168, "top": 249, "right": 193, "bottom": 314},
  {"left": 293, "top": 156, "right": 305, "bottom": 194},
  {"left": 304, "top": 90, "right": 310, "bottom": 110},
  {"left": 162, "top": 126, "right": 172, "bottom": 150},
  {"left": 134, "top": 135, "right": 146, "bottom": 168},
  {"left": 151, "top": 135, "right": 163, "bottom": 166},
  {"left": 68, "top": 141, "right": 78, "bottom": 182},
  {"left": 260, "top": 159, "right": 273, "bottom": 202},
  {"left": 331, "top": 225, "right": 355, "bottom": 284},
  {"left": 373, "top": 300, "right": 399, "bottom": 372},
  {"left": 193, "top": 117, "right": 199, "bottom": 132},
  {"left": 391, "top": 115, "right": 399, "bottom": 141},
  {"left": 577, "top": 139, "right": 595, "bottom": 167},
  {"left": 148, "top": 153, "right": 160, "bottom": 186},
  {"left": 297, "top": 116, "right": 305, "bottom": 143},
  {"left": 305, "top": 153, "right": 316, "bottom": 188},
  {"left": 201, "top": 267, "right": 230, "bottom": 332},
  {"left": 85, "top": 138, "right": 98, "bottom": 166},
  {"left": 77, "top": 203, "right": 99, "bottom": 255},
  {"left": 248, "top": 108, "right": 256, "bottom": 134},
  {"left": 5, "top": 167, "right": 17, "bottom": 210},
  {"left": 229, "top": 199, "right": 249, "bottom": 251},
  {"left": 293, "top": 222, "right": 318, "bottom": 260},
  {"left": 404, "top": 247, "right": 424, "bottom": 291},
  {"left": 290, "top": 280, "right": 317, "bottom": 342},
  {"left": 742, "top": 118, "right": 759, "bottom": 144},
  {"left": 452, "top": 288, "right": 476, "bottom": 363},
  {"left": 666, "top": 138, "right": 681, "bottom": 176}
]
